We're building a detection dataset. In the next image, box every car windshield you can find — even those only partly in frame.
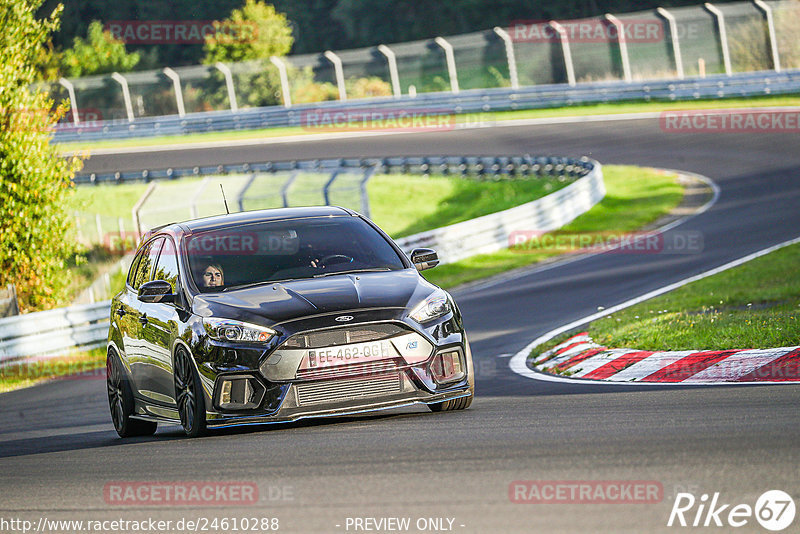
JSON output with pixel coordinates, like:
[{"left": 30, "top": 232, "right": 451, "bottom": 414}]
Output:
[{"left": 185, "top": 216, "right": 406, "bottom": 292}]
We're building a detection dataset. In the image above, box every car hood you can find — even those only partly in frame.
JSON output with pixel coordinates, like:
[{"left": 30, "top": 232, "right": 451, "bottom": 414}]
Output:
[{"left": 191, "top": 269, "right": 434, "bottom": 326}]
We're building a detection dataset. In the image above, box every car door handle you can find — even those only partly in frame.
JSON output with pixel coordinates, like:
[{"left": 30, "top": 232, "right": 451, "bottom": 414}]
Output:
[{"left": 139, "top": 314, "right": 148, "bottom": 325}]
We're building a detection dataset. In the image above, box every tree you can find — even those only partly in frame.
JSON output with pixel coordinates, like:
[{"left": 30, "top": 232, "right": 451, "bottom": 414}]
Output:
[
  {"left": 0, "top": 0, "right": 83, "bottom": 311},
  {"left": 60, "top": 20, "right": 140, "bottom": 78},
  {"left": 203, "top": 0, "right": 293, "bottom": 64}
]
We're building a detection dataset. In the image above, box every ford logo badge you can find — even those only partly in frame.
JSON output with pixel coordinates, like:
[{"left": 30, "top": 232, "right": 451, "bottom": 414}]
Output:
[{"left": 335, "top": 315, "right": 354, "bottom": 322}]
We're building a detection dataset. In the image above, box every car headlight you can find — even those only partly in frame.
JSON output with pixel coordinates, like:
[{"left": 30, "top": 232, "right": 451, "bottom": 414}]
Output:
[
  {"left": 203, "top": 318, "right": 276, "bottom": 343},
  {"left": 409, "top": 291, "right": 452, "bottom": 323}
]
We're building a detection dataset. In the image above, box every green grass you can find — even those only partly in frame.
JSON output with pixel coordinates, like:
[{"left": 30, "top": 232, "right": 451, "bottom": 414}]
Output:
[
  {"left": 574, "top": 243, "right": 800, "bottom": 352},
  {"left": 71, "top": 173, "right": 568, "bottom": 240},
  {"left": 58, "top": 93, "right": 800, "bottom": 152},
  {"left": 0, "top": 347, "right": 106, "bottom": 394},
  {"left": 423, "top": 165, "right": 684, "bottom": 288},
  {"left": 368, "top": 174, "right": 567, "bottom": 238}
]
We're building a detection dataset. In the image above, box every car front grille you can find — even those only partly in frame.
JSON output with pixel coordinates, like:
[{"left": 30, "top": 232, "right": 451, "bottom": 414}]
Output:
[
  {"left": 282, "top": 323, "right": 410, "bottom": 349},
  {"left": 295, "top": 360, "right": 401, "bottom": 381},
  {"left": 295, "top": 372, "right": 402, "bottom": 406}
]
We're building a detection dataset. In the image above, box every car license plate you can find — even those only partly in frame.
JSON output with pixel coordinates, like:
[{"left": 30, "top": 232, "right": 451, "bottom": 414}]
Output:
[{"left": 304, "top": 341, "right": 391, "bottom": 369}]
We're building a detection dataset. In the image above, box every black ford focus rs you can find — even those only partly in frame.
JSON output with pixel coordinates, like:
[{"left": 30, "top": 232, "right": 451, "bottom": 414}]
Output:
[{"left": 106, "top": 206, "right": 474, "bottom": 437}]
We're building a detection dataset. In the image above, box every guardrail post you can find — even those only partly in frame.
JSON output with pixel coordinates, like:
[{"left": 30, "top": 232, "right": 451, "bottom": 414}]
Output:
[
  {"left": 657, "top": 8, "right": 685, "bottom": 79},
  {"left": 162, "top": 67, "right": 186, "bottom": 117},
  {"left": 548, "top": 21, "right": 576, "bottom": 86},
  {"left": 604, "top": 14, "right": 632, "bottom": 83},
  {"left": 58, "top": 78, "right": 80, "bottom": 125},
  {"left": 704, "top": 3, "right": 733, "bottom": 76},
  {"left": 111, "top": 72, "right": 135, "bottom": 122},
  {"left": 95, "top": 214, "right": 103, "bottom": 245},
  {"left": 434, "top": 37, "right": 460, "bottom": 94},
  {"left": 269, "top": 56, "right": 293, "bottom": 108},
  {"left": 377, "top": 44, "right": 402, "bottom": 97},
  {"left": 492, "top": 27, "right": 519, "bottom": 89},
  {"left": 753, "top": 0, "right": 781, "bottom": 72},
  {"left": 214, "top": 62, "right": 239, "bottom": 112},
  {"left": 323, "top": 50, "right": 347, "bottom": 101}
]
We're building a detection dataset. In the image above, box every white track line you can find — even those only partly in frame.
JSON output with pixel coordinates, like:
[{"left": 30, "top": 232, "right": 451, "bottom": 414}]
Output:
[{"left": 508, "top": 234, "right": 800, "bottom": 387}]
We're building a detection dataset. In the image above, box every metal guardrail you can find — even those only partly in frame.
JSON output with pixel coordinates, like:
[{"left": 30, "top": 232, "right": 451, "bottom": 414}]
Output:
[
  {"left": 5, "top": 154, "right": 599, "bottom": 361},
  {"left": 54, "top": 69, "right": 800, "bottom": 143},
  {"left": 395, "top": 160, "right": 604, "bottom": 264},
  {"left": 0, "top": 300, "right": 111, "bottom": 363}
]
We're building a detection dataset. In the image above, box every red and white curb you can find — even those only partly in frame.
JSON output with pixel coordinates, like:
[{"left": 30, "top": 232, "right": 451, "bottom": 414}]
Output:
[
  {"left": 534, "top": 333, "right": 800, "bottom": 383},
  {"left": 509, "top": 234, "right": 800, "bottom": 386}
]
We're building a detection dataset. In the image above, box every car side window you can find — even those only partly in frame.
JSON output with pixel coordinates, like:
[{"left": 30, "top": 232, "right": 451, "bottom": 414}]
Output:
[
  {"left": 131, "top": 238, "right": 164, "bottom": 290},
  {"left": 153, "top": 238, "right": 180, "bottom": 293}
]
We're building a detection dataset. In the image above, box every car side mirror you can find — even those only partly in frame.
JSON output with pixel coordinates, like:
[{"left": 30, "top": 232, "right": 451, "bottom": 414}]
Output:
[
  {"left": 411, "top": 248, "right": 440, "bottom": 271},
  {"left": 138, "top": 280, "right": 175, "bottom": 304}
]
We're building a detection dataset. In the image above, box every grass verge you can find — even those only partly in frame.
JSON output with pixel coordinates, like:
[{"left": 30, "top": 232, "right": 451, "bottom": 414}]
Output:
[
  {"left": 57, "top": 93, "right": 800, "bottom": 153},
  {"left": 423, "top": 165, "right": 684, "bottom": 288},
  {"left": 0, "top": 347, "right": 106, "bottom": 394},
  {"left": 71, "top": 173, "right": 570, "bottom": 239},
  {"left": 583, "top": 243, "right": 800, "bottom": 351}
]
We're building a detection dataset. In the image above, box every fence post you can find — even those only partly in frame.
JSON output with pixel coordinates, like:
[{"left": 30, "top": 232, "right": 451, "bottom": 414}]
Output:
[
  {"left": 214, "top": 62, "right": 239, "bottom": 112},
  {"left": 753, "top": 0, "right": 781, "bottom": 72},
  {"left": 323, "top": 51, "right": 347, "bottom": 101},
  {"left": 190, "top": 176, "right": 211, "bottom": 219},
  {"left": 434, "top": 37, "right": 460, "bottom": 94},
  {"left": 281, "top": 170, "right": 300, "bottom": 208},
  {"left": 548, "top": 21, "right": 576, "bottom": 86},
  {"left": 377, "top": 45, "right": 402, "bottom": 97},
  {"left": 604, "top": 14, "right": 633, "bottom": 82},
  {"left": 323, "top": 169, "right": 341, "bottom": 205},
  {"left": 657, "top": 7, "right": 685, "bottom": 79},
  {"left": 269, "top": 56, "right": 293, "bottom": 107},
  {"left": 704, "top": 3, "right": 733, "bottom": 76},
  {"left": 132, "top": 182, "right": 159, "bottom": 238},
  {"left": 359, "top": 165, "right": 378, "bottom": 219},
  {"left": 492, "top": 27, "right": 520, "bottom": 89},
  {"left": 237, "top": 173, "right": 258, "bottom": 212},
  {"left": 111, "top": 72, "right": 135, "bottom": 122},
  {"left": 58, "top": 78, "right": 80, "bottom": 125},
  {"left": 162, "top": 67, "right": 186, "bottom": 117}
]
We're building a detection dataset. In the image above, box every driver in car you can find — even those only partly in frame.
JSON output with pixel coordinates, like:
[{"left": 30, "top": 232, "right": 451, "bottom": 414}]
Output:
[{"left": 202, "top": 263, "right": 224, "bottom": 287}]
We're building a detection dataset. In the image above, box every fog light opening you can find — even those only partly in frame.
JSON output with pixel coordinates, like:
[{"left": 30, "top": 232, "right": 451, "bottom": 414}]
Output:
[
  {"left": 216, "top": 375, "right": 265, "bottom": 410},
  {"left": 430, "top": 350, "right": 466, "bottom": 385}
]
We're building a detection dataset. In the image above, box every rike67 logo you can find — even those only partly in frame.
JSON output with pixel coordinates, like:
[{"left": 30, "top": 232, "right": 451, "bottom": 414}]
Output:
[{"left": 668, "top": 490, "right": 795, "bottom": 531}]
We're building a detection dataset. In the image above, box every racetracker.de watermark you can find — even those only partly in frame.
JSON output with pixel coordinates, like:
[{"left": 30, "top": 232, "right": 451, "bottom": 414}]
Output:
[
  {"left": 300, "top": 108, "right": 460, "bottom": 132},
  {"left": 103, "top": 482, "right": 261, "bottom": 506},
  {"left": 510, "top": 480, "right": 663, "bottom": 504},
  {"left": 661, "top": 109, "right": 800, "bottom": 133},
  {"left": 508, "top": 230, "right": 704, "bottom": 255},
  {"left": 106, "top": 20, "right": 257, "bottom": 45},
  {"left": 509, "top": 18, "right": 666, "bottom": 43}
]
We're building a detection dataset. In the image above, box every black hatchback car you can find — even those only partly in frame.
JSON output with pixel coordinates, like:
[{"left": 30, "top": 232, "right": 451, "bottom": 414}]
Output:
[{"left": 107, "top": 206, "right": 474, "bottom": 437}]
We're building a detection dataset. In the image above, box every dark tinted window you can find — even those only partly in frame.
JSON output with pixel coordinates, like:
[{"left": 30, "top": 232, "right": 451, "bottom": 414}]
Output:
[
  {"left": 131, "top": 238, "right": 163, "bottom": 290},
  {"left": 153, "top": 238, "right": 180, "bottom": 292},
  {"left": 186, "top": 217, "right": 405, "bottom": 292}
]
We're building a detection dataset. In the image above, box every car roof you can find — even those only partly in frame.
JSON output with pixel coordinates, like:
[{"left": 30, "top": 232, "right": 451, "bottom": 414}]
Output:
[{"left": 155, "top": 206, "right": 357, "bottom": 236}]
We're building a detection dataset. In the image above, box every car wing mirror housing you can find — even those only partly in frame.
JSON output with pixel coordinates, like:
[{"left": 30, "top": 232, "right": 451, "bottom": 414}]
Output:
[
  {"left": 138, "top": 280, "right": 175, "bottom": 303},
  {"left": 410, "top": 248, "right": 440, "bottom": 271}
]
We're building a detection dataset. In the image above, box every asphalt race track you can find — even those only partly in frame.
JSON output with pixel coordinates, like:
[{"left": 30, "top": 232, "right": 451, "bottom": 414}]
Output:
[{"left": 2, "top": 118, "right": 799, "bottom": 532}]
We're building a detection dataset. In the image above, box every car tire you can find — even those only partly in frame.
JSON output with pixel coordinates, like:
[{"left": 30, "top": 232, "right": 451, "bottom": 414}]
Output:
[
  {"left": 174, "top": 347, "right": 208, "bottom": 438},
  {"left": 106, "top": 350, "right": 158, "bottom": 438}
]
